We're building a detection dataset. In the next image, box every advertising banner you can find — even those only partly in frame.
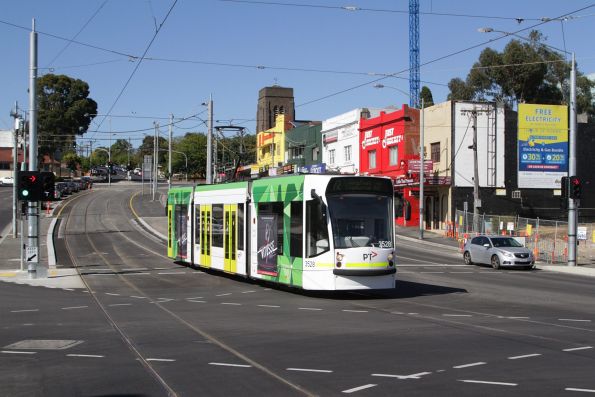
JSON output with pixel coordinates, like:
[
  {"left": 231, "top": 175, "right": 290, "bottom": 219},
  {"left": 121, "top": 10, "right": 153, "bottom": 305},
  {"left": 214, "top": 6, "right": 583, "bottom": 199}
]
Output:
[
  {"left": 257, "top": 213, "right": 278, "bottom": 276},
  {"left": 518, "top": 104, "right": 568, "bottom": 188}
]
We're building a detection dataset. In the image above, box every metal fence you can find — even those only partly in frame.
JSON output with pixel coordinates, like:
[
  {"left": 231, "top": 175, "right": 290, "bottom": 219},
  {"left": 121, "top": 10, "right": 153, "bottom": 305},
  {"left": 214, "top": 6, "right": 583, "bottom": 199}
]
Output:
[{"left": 450, "top": 210, "right": 593, "bottom": 265}]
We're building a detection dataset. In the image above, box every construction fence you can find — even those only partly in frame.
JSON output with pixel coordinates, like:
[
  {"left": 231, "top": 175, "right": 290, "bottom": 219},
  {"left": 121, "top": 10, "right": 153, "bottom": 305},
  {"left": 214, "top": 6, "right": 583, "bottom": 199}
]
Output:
[{"left": 444, "top": 210, "right": 594, "bottom": 265}]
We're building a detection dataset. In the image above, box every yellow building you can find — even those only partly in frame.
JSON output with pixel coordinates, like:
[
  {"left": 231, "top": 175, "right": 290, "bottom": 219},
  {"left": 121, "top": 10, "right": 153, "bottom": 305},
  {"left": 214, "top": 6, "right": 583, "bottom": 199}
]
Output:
[{"left": 256, "top": 114, "right": 290, "bottom": 168}]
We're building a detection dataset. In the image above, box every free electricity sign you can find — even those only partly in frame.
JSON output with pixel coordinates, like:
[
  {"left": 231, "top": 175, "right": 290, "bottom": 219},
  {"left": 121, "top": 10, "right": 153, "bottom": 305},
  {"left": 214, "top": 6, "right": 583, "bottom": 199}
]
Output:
[{"left": 517, "top": 104, "right": 568, "bottom": 188}]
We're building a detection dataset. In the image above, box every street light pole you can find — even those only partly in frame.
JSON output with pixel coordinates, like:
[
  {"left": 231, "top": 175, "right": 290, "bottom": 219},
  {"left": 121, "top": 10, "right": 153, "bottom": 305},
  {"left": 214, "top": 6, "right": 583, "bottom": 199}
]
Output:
[
  {"left": 108, "top": 119, "right": 112, "bottom": 187},
  {"left": 419, "top": 98, "right": 425, "bottom": 240},
  {"left": 206, "top": 95, "right": 213, "bottom": 184},
  {"left": 168, "top": 114, "right": 173, "bottom": 190},
  {"left": 568, "top": 53, "right": 577, "bottom": 266},
  {"left": 27, "top": 18, "right": 39, "bottom": 279}
]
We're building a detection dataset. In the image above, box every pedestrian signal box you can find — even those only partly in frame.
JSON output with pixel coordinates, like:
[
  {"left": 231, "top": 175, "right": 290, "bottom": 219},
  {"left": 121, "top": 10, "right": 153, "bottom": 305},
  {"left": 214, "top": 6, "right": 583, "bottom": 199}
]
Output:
[{"left": 569, "top": 176, "right": 582, "bottom": 200}]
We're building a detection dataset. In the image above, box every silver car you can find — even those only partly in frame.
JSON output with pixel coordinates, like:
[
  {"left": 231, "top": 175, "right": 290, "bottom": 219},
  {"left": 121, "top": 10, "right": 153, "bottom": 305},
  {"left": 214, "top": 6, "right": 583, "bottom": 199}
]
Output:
[{"left": 463, "top": 235, "right": 535, "bottom": 270}]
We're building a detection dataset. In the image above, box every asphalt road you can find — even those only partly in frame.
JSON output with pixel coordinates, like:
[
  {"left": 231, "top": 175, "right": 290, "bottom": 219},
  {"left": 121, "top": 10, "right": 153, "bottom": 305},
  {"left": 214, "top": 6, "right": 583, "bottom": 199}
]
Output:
[
  {"left": 1, "top": 186, "right": 594, "bottom": 396},
  {"left": 0, "top": 185, "right": 15, "bottom": 234}
]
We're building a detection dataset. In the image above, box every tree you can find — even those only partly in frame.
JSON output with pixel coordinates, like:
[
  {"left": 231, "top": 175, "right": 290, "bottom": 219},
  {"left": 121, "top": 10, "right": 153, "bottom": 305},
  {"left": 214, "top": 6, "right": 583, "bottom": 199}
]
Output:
[
  {"left": 447, "top": 31, "right": 594, "bottom": 117},
  {"left": 62, "top": 151, "right": 81, "bottom": 172},
  {"left": 174, "top": 133, "right": 207, "bottom": 179},
  {"left": 420, "top": 86, "right": 434, "bottom": 107},
  {"left": 36, "top": 74, "right": 98, "bottom": 159}
]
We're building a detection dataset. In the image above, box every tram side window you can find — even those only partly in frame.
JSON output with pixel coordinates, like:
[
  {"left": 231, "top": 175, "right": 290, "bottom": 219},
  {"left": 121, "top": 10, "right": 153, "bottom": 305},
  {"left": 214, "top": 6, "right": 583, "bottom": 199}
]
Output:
[
  {"left": 306, "top": 199, "right": 329, "bottom": 257},
  {"left": 212, "top": 204, "right": 224, "bottom": 248},
  {"left": 238, "top": 203, "right": 244, "bottom": 251},
  {"left": 194, "top": 205, "right": 200, "bottom": 245},
  {"left": 290, "top": 201, "right": 303, "bottom": 257},
  {"left": 257, "top": 202, "right": 283, "bottom": 255}
]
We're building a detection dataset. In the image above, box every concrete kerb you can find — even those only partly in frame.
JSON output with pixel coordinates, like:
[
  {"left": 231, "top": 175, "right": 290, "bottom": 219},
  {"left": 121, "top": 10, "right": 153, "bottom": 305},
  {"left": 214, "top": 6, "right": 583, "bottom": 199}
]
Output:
[
  {"left": 136, "top": 217, "right": 167, "bottom": 242},
  {"left": 395, "top": 234, "right": 461, "bottom": 252}
]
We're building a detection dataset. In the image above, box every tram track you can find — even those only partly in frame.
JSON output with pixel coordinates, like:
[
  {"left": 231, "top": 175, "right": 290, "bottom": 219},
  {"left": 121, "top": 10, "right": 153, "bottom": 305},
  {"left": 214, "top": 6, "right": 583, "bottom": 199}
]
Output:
[{"left": 59, "top": 188, "right": 315, "bottom": 397}]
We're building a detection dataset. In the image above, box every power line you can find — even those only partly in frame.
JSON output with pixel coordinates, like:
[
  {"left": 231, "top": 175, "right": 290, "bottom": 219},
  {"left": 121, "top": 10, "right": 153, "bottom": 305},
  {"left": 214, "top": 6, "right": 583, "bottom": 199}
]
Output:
[{"left": 89, "top": 0, "right": 178, "bottom": 139}]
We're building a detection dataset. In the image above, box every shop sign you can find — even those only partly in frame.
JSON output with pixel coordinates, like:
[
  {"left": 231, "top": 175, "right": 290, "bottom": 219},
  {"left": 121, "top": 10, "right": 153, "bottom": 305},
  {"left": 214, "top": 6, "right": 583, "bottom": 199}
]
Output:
[
  {"left": 361, "top": 130, "right": 380, "bottom": 149},
  {"left": 408, "top": 159, "right": 433, "bottom": 173},
  {"left": 300, "top": 163, "right": 326, "bottom": 174}
]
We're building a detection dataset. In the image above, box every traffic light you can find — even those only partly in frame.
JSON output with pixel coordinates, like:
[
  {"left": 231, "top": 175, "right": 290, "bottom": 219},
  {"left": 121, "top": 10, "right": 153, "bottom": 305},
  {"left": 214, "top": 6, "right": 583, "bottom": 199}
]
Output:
[
  {"left": 40, "top": 172, "right": 56, "bottom": 201},
  {"left": 17, "top": 171, "right": 42, "bottom": 201},
  {"left": 561, "top": 176, "right": 569, "bottom": 198},
  {"left": 569, "top": 176, "right": 582, "bottom": 199}
]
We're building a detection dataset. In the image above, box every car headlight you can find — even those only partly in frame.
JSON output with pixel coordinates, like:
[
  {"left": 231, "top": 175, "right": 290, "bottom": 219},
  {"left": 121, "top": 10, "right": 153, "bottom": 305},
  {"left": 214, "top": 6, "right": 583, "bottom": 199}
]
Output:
[{"left": 502, "top": 251, "right": 514, "bottom": 258}]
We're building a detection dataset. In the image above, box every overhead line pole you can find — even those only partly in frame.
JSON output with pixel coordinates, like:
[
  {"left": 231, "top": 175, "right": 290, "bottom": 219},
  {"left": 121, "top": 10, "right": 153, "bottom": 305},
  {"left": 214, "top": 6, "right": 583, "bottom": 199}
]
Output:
[
  {"left": 168, "top": 114, "right": 173, "bottom": 190},
  {"left": 28, "top": 19, "right": 39, "bottom": 278},
  {"left": 568, "top": 53, "right": 577, "bottom": 267},
  {"left": 419, "top": 98, "right": 424, "bottom": 240},
  {"left": 206, "top": 95, "right": 213, "bottom": 184}
]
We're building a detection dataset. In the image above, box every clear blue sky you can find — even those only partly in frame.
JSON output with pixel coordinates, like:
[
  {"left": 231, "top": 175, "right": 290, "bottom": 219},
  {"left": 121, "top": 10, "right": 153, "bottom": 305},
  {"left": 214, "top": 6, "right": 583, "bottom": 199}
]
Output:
[{"left": 1, "top": 1, "right": 594, "bottom": 148}]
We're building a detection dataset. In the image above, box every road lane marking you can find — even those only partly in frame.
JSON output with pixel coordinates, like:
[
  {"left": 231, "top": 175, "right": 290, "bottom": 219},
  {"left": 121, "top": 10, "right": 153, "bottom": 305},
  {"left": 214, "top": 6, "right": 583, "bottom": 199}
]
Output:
[
  {"left": 342, "top": 309, "right": 368, "bottom": 313},
  {"left": 209, "top": 362, "right": 251, "bottom": 368},
  {"left": 130, "top": 296, "right": 148, "bottom": 299},
  {"left": 459, "top": 380, "right": 517, "bottom": 386},
  {"left": 67, "top": 354, "right": 104, "bottom": 358},
  {"left": 146, "top": 358, "right": 176, "bottom": 362},
  {"left": 61, "top": 306, "right": 88, "bottom": 310},
  {"left": 221, "top": 303, "right": 241, "bottom": 306},
  {"left": 342, "top": 384, "right": 377, "bottom": 394},
  {"left": 287, "top": 368, "right": 333, "bottom": 373},
  {"left": 299, "top": 307, "right": 323, "bottom": 311},
  {"left": 122, "top": 268, "right": 148, "bottom": 271},
  {"left": 443, "top": 314, "right": 472, "bottom": 317},
  {"left": 566, "top": 388, "right": 595, "bottom": 393},
  {"left": 241, "top": 290, "right": 255, "bottom": 294},
  {"left": 108, "top": 303, "right": 132, "bottom": 307},
  {"left": 157, "top": 272, "right": 187, "bottom": 275},
  {"left": 420, "top": 271, "right": 444, "bottom": 274},
  {"left": 187, "top": 300, "right": 206, "bottom": 303},
  {"left": 186, "top": 297, "right": 204, "bottom": 300},
  {"left": 10, "top": 309, "right": 39, "bottom": 313},
  {"left": 372, "top": 372, "right": 431, "bottom": 379},
  {"left": 508, "top": 353, "right": 542, "bottom": 360},
  {"left": 258, "top": 304, "right": 280, "bottom": 308},
  {"left": 450, "top": 271, "right": 474, "bottom": 274},
  {"left": 559, "top": 319, "right": 592, "bottom": 322},
  {"left": 563, "top": 346, "right": 593, "bottom": 352},
  {"left": 105, "top": 293, "right": 120, "bottom": 296},
  {"left": 216, "top": 293, "right": 232, "bottom": 297},
  {"left": 1, "top": 350, "right": 37, "bottom": 355},
  {"left": 454, "top": 362, "right": 486, "bottom": 369}
]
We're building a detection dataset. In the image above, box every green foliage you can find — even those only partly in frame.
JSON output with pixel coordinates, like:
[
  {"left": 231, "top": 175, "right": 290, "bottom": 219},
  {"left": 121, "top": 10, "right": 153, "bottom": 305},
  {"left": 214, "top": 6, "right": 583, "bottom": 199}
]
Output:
[
  {"left": 173, "top": 132, "right": 207, "bottom": 178},
  {"left": 36, "top": 74, "right": 98, "bottom": 157},
  {"left": 62, "top": 151, "right": 81, "bottom": 171},
  {"left": 447, "top": 31, "right": 594, "bottom": 117},
  {"left": 420, "top": 86, "right": 434, "bottom": 107}
]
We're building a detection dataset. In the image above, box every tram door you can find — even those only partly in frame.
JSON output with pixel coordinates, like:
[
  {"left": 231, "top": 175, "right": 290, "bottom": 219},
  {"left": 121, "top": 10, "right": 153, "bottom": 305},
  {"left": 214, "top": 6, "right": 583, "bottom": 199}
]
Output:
[
  {"left": 200, "top": 205, "right": 212, "bottom": 267},
  {"left": 167, "top": 204, "right": 173, "bottom": 258},
  {"left": 224, "top": 204, "right": 237, "bottom": 273}
]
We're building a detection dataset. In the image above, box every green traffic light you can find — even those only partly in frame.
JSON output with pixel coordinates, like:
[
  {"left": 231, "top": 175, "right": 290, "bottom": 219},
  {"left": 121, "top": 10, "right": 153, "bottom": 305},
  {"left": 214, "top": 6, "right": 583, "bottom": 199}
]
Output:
[{"left": 22, "top": 190, "right": 29, "bottom": 197}]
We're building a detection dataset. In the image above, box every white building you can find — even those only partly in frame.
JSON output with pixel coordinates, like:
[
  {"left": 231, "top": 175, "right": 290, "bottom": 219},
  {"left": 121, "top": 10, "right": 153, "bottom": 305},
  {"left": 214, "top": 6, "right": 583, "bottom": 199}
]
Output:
[{"left": 321, "top": 108, "right": 394, "bottom": 174}]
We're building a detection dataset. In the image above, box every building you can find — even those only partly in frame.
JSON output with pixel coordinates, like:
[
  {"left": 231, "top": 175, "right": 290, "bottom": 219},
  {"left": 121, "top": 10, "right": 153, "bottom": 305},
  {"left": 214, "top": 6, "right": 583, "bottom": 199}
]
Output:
[
  {"left": 256, "top": 114, "right": 292, "bottom": 169},
  {"left": 0, "top": 130, "right": 24, "bottom": 178},
  {"left": 284, "top": 121, "right": 322, "bottom": 169},
  {"left": 256, "top": 86, "right": 295, "bottom": 134},
  {"left": 358, "top": 105, "right": 420, "bottom": 226}
]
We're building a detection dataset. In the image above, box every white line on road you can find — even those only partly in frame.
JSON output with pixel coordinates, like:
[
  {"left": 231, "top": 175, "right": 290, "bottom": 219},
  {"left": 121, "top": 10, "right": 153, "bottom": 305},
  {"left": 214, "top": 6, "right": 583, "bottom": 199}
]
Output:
[
  {"left": 187, "top": 300, "right": 206, "bottom": 303},
  {"left": 450, "top": 271, "right": 474, "bottom": 274},
  {"left": 342, "top": 384, "right": 377, "bottom": 394},
  {"left": 258, "top": 304, "right": 280, "bottom": 308},
  {"left": 563, "top": 346, "right": 593, "bottom": 352},
  {"left": 420, "top": 271, "right": 445, "bottom": 274},
  {"left": 565, "top": 388, "right": 595, "bottom": 393},
  {"left": 105, "top": 293, "right": 120, "bottom": 296},
  {"left": 443, "top": 314, "right": 472, "bottom": 317},
  {"left": 61, "top": 306, "right": 88, "bottom": 310},
  {"left": 108, "top": 303, "right": 132, "bottom": 307},
  {"left": 286, "top": 368, "right": 333, "bottom": 373},
  {"left": 146, "top": 358, "right": 176, "bottom": 362},
  {"left": 1, "top": 350, "right": 37, "bottom": 355},
  {"left": 397, "top": 264, "right": 469, "bottom": 267},
  {"left": 459, "top": 380, "right": 517, "bottom": 386},
  {"left": 130, "top": 296, "right": 148, "bottom": 299},
  {"left": 241, "top": 290, "right": 256, "bottom": 294},
  {"left": 505, "top": 316, "right": 530, "bottom": 319},
  {"left": 157, "top": 272, "right": 187, "bottom": 275},
  {"left": 342, "top": 309, "right": 368, "bottom": 313},
  {"left": 453, "top": 362, "right": 486, "bottom": 369},
  {"left": 122, "top": 268, "right": 148, "bottom": 271},
  {"left": 559, "top": 319, "right": 592, "bottom": 322},
  {"left": 209, "top": 362, "right": 252, "bottom": 368},
  {"left": 67, "top": 354, "right": 104, "bottom": 358},
  {"left": 186, "top": 297, "right": 204, "bottom": 300},
  {"left": 10, "top": 309, "right": 39, "bottom": 313},
  {"left": 216, "top": 293, "right": 232, "bottom": 297},
  {"left": 372, "top": 372, "right": 431, "bottom": 379},
  {"left": 123, "top": 273, "right": 150, "bottom": 276},
  {"left": 508, "top": 353, "right": 542, "bottom": 360},
  {"left": 299, "top": 307, "right": 323, "bottom": 311},
  {"left": 221, "top": 303, "right": 241, "bottom": 306}
]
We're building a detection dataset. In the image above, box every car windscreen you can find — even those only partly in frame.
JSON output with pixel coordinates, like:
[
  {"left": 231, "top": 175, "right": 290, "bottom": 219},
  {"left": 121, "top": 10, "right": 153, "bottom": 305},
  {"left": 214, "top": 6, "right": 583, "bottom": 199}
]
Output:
[{"left": 490, "top": 237, "right": 523, "bottom": 248}]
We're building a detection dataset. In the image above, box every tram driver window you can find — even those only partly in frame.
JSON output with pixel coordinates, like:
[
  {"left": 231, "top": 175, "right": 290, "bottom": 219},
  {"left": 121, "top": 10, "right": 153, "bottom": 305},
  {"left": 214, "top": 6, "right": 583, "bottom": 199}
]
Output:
[{"left": 306, "top": 199, "right": 329, "bottom": 257}]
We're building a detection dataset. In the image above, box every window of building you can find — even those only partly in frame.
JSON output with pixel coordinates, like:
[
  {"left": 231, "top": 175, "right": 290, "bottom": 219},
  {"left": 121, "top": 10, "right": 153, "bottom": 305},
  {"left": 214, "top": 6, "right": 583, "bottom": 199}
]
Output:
[
  {"left": 329, "top": 149, "right": 335, "bottom": 165},
  {"left": 344, "top": 145, "right": 352, "bottom": 162},
  {"left": 290, "top": 201, "right": 303, "bottom": 257},
  {"left": 369, "top": 149, "right": 377, "bottom": 169},
  {"left": 312, "top": 147, "right": 319, "bottom": 161},
  {"left": 431, "top": 142, "right": 440, "bottom": 163},
  {"left": 389, "top": 145, "right": 398, "bottom": 166}
]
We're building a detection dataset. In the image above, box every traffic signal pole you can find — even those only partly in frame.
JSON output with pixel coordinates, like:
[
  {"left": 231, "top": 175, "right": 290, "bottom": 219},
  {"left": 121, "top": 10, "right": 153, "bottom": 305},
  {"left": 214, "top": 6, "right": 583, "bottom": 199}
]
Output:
[
  {"left": 567, "top": 53, "right": 577, "bottom": 267},
  {"left": 27, "top": 19, "right": 39, "bottom": 278}
]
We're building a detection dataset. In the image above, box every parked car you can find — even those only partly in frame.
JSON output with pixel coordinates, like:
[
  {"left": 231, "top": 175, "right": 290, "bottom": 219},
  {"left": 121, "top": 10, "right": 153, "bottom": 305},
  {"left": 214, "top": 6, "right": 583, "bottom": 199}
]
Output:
[
  {"left": 56, "top": 182, "right": 71, "bottom": 196},
  {"left": 463, "top": 235, "right": 535, "bottom": 270},
  {"left": 0, "top": 176, "right": 14, "bottom": 185}
]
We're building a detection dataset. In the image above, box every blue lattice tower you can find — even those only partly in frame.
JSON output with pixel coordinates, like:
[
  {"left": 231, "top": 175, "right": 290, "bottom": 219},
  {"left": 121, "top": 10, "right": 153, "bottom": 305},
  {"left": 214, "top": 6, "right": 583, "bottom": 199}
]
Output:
[{"left": 409, "top": 0, "right": 420, "bottom": 108}]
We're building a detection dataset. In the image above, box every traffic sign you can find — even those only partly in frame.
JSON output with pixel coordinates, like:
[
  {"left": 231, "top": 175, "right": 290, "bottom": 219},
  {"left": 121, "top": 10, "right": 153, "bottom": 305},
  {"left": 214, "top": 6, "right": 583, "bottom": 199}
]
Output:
[{"left": 26, "top": 246, "right": 39, "bottom": 263}]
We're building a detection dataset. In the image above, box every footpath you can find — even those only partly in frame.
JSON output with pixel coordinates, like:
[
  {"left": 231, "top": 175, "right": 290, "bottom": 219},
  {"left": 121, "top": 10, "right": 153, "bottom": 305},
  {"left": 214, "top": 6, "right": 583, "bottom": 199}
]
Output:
[{"left": 1, "top": 191, "right": 594, "bottom": 290}]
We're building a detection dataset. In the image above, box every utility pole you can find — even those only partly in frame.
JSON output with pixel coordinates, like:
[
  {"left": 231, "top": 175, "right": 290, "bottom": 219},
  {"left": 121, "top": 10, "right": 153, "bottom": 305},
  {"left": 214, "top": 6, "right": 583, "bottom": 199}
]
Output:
[
  {"left": 206, "top": 95, "right": 213, "bottom": 184},
  {"left": 10, "top": 102, "right": 21, "bottom": 238},
  {"left": 27, "top": 19, "right": 39, "bottom": 278},
  {"left": 471, "top": 109, "right": 480, "bottom": 231},
  {"left": 108, "top": 117, "right": 112, "bottom": 187},
  {"left": 568, "top": 53, "right": 577, "bottom": 267},
  {"left": 153, "top": 122, "right": 158, "bottom": 201},
  {"left": 168, "top": 114, "right": 173, "bottom": 190},
  {"left": 419, "top": 98, "right": 425, "bottom": 239}
]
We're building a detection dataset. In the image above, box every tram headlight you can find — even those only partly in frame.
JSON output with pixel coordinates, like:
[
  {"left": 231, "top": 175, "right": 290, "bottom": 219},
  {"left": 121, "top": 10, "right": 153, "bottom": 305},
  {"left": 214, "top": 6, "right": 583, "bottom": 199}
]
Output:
[
  {"left": 336, "top": 252, "right": 344, "bottom": 267},
  {"left": 388, "top": 252, "right": 394, "bottom": 267}
]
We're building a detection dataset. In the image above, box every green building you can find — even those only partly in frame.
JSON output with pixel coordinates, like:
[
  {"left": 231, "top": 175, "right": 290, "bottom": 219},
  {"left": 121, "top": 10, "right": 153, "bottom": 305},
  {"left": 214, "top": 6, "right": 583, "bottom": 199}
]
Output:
[{"left": 285, "top": 121, "right": 322, "bottom": 169}]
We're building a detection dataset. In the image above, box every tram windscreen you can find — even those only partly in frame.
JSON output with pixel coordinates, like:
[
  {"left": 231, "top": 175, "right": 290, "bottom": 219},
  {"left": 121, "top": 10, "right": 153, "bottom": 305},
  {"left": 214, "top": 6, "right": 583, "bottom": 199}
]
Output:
[{"left": 327, "top": 194, "right": 393, "bottom": 249}]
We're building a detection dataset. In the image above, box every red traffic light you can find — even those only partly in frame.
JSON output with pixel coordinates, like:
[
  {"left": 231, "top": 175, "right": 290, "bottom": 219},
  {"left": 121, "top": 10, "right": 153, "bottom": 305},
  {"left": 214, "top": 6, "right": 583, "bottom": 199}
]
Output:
[
  {"left": 571, "top": 177, "right": 580, "bottom": 186},
  {"left": 28, "top": 175, "right": 37, "bottom": 183}
]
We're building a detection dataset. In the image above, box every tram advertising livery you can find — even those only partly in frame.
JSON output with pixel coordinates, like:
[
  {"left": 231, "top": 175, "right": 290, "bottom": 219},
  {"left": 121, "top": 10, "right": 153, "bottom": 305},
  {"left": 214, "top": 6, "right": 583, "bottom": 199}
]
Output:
[{"left": 167, "top": 175, "right": 396, "bottom": 290}]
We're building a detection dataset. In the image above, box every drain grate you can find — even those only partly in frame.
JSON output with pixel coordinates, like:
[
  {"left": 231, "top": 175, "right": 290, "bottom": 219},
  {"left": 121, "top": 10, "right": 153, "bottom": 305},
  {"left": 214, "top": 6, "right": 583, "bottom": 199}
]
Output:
[{"left": 4, "top": 340, "right": 83, "bottom": 350}]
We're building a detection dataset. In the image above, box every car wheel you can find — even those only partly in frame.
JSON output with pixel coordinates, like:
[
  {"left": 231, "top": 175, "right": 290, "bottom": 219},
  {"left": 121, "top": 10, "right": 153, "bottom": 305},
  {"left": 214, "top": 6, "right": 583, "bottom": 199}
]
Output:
[
  {"left": 523, "top": 265, "right": 533, "bottom": 271},
  {"left": 491, "top": 255, "right": 501, "bottom": 270},
  {"left": 463, "top": 251, "right": 473, "bottom": 265}
]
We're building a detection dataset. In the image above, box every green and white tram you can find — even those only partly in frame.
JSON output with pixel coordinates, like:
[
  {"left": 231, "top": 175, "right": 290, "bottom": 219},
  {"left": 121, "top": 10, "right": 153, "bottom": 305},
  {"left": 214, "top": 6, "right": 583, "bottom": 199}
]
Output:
[{"left": 167, "top": 175, "right": 396, "bottom": 290}]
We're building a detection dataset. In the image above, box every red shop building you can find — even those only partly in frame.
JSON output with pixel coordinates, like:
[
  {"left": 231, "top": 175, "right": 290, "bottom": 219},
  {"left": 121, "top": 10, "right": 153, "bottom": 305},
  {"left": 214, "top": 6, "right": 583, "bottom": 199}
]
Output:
[{"left": 359, "top": 105, "right": 422, "bottom": 226}]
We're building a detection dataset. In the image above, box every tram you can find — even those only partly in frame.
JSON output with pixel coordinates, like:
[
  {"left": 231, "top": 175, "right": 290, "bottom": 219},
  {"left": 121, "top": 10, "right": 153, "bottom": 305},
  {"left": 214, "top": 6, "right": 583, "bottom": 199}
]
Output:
[{"left": 167, "top": 174, "right": 396, "bottom": 290}]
